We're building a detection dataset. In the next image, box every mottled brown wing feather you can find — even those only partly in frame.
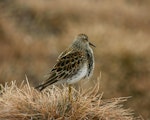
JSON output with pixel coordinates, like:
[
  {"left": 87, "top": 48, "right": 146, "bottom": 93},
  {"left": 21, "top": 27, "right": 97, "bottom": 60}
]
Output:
[
  {"left": 36, "top": 51, "right": 86, "bottom": 91},
  {"left": 57, "top": 47, "right": 73, "bottom": 60},
  {"left": 51, "top": 51, "right": 86, "bottom": 80}
]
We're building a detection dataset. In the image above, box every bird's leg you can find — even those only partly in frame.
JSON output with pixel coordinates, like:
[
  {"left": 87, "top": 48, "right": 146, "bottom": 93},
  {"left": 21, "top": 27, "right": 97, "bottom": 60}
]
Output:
[{"left": 68, "top": 84, "right": 72, "bottom": 102}]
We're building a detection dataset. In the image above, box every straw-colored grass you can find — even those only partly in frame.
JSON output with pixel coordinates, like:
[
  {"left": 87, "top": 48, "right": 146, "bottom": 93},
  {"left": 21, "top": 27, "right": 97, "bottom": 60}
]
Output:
[{"left": 0, "top": 79, "right": 141, "bottom": 120}]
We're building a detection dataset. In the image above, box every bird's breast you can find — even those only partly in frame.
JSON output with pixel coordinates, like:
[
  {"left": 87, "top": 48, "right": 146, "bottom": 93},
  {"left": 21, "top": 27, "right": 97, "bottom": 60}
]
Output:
[{"left": 67, "top": 63, "right": 88, "bottom": 84}]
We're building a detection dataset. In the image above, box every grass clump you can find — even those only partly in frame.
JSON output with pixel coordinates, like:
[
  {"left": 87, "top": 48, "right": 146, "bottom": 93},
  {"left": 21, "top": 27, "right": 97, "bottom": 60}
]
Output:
[{"left": 0, "top": 80, "right": 141, "bottom": 120}]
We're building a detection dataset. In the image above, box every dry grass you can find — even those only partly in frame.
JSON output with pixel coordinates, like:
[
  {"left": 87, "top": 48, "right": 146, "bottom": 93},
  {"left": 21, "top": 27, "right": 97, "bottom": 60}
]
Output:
[{"left": 0, "top": 78, "right": 141, "bottom": 120}]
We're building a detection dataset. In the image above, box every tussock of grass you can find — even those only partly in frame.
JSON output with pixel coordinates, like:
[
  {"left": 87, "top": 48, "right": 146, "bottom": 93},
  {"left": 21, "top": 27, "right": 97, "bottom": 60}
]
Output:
[{"left": 0, "top": 80, "right": 140, "bottom": 120}]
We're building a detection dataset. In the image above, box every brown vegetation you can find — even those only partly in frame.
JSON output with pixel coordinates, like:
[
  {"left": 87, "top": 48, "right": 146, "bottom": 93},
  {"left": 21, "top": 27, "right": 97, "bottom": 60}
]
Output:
[{"left": 0, "top": 80, "right": 142, "bottom": 120}]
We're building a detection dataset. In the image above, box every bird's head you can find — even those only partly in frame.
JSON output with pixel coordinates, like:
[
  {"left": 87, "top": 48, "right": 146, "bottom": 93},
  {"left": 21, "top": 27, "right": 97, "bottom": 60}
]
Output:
[{"left": 72, "top": 34, "right": 95, "bottom": 50}]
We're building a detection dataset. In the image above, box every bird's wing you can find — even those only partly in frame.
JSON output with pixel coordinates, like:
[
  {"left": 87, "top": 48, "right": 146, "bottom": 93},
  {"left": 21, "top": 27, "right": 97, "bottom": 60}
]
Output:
[
  {"left": 48, "top": 51, "right": 86, "bottom": 82},
  {"left": 57, "top": 47, "right": 73, "bottom": 60},
  {"left": 36, "top": 51, "right": 86, "bottom": 91}
]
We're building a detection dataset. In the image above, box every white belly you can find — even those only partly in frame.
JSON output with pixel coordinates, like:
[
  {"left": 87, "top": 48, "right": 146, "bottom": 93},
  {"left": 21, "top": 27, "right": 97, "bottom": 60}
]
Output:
[{"left": 67, "top": 64, "right": 88, "bottom": 84}]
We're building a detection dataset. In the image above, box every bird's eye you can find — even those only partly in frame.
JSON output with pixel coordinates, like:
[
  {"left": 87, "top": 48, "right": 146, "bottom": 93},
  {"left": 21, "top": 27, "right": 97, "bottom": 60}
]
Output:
[
  {"left": 85, "top": 38, "right": 88, "bottom": 41},
  {"left": 83, "top": 37, "right": 88, "bottom": 41}
]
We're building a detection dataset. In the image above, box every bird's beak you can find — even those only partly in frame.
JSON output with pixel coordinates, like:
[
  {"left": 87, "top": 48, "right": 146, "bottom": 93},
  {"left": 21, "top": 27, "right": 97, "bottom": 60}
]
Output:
[{"left": 89, "top": 42, "right": 96, "bottom": 47}]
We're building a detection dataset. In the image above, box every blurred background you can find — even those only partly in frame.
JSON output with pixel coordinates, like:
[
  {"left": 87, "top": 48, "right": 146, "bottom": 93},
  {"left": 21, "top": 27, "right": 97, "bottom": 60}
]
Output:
[{"left": 0, "top": 0, "right": 150, "bottom": 119}]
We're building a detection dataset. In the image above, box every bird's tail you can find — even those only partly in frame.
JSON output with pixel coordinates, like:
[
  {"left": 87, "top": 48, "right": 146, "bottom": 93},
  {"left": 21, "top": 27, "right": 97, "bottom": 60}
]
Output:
[
  {"left": 35, "top": 79, "right": 57, "bottom": 91},
  {"left": 35, "top": 84, "right": 47, "bottom": 91}
]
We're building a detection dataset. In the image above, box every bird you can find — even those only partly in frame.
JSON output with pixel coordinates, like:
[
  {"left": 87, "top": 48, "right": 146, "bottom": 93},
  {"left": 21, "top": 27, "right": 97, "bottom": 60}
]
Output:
[{"left": 35, "top": 33, "right": 95, "bottom": 100}]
